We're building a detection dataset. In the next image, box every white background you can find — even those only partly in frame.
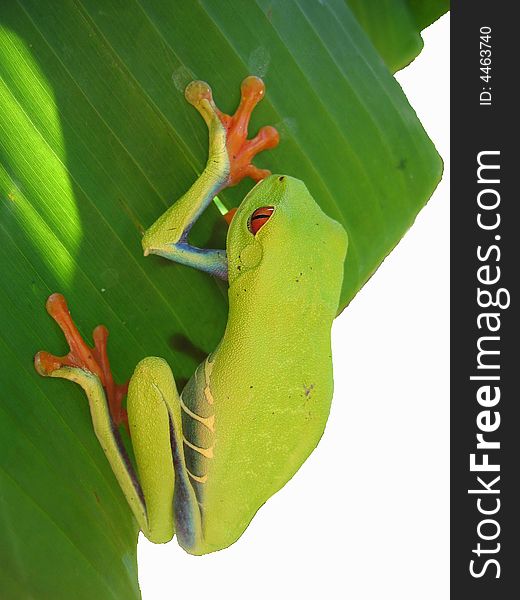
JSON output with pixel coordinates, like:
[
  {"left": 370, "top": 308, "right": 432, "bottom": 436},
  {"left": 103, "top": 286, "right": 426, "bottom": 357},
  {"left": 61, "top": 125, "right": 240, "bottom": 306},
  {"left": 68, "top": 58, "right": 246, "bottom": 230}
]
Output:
[{"left": 138, "top": 14, "right": 449, "bottom": 600}]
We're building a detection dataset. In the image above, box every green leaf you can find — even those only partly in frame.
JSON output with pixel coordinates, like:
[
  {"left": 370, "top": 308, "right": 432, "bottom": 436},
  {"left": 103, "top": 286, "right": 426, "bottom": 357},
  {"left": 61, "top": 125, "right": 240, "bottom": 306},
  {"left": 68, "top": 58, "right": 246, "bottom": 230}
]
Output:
[
  {"left": 347, "top": 0, "right": 449, "bottom": 72},
  {"left": 408, "top": 0, "right": 450, "bottom": 31},
  {"left": 0, "top": 0, "right": 441, "bottom": 597}
]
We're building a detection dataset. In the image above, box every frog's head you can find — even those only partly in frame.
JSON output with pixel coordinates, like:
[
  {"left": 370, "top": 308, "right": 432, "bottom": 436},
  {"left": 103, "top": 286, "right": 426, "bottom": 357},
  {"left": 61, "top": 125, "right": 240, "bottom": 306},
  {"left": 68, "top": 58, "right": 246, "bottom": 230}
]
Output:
[{"left": 226, "top": 174, "right": 348, "bottom": 310}]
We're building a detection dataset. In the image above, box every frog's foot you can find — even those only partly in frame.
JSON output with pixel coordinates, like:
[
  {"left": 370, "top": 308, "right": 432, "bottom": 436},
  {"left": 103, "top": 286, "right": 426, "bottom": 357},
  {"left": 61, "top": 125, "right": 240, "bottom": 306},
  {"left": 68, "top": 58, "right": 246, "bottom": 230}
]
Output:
[
  {"left": 185, "top": 76, "right": 279, "bottom": 187},
  {"left": 34, "top": 293, "right": 129, "bottom": 430}
]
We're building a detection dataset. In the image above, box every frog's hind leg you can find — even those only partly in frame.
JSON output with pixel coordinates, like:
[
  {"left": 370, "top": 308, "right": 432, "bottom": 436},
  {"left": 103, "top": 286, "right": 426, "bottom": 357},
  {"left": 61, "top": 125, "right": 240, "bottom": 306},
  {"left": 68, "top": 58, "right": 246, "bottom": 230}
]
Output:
[
  {"left": 35, "top": 294, "right": 202, "bottom": 546},
  {"left": 34, "top": 293, "right": 148, "bottom": 534},
  {"left": 127, "top": 356, "right": 202, "bottom": 547},
  {"left": 35, "top": 293, "right": 129, "bottom": 430}
]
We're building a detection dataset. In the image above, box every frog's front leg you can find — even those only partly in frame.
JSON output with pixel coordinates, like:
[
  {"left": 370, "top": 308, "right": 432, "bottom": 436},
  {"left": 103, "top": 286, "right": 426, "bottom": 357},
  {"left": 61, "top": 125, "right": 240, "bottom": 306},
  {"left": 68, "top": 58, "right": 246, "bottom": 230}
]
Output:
[
  {"left": 34, "top": 294, "right": 201, "bottom": 547},
  {"left": 141, "top": 76, "right": 279, "bottom": 279}
]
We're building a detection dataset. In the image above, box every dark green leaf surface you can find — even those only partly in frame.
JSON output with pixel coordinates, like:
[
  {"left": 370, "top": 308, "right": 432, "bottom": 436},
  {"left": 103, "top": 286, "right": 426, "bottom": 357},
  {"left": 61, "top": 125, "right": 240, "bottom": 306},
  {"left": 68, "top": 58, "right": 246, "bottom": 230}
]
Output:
[
  {"left": 0, "top": 1, "right": 441, "bottom": 597},
  {"left": 408, "top": 0, "right": 450, "bottom": 31},
  {"left": 347, "top": 0, "right": 449, "bottom": 72}
]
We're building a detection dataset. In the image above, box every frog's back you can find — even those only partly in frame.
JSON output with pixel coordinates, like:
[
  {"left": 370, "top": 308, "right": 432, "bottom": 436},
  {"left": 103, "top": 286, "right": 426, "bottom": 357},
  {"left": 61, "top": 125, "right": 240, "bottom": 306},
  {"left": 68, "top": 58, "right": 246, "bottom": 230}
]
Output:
[{"left": 185, "top": 175, "right": 347, "bottom": 553}]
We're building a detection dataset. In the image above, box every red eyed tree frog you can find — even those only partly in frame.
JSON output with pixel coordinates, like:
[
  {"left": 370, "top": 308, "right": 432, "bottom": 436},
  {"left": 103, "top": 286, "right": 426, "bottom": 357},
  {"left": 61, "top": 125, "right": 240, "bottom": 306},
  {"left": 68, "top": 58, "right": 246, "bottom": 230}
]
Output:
[{"left": 35, "top": 76, "right": 348, "bottom": 555}]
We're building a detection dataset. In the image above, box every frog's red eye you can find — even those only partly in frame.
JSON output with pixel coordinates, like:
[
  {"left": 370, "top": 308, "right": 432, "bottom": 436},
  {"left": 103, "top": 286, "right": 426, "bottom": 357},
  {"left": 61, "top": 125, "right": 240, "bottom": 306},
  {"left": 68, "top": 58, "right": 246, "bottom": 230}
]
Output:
[{"left": 248, "top": 206, "right": 274, "bottom": 235}]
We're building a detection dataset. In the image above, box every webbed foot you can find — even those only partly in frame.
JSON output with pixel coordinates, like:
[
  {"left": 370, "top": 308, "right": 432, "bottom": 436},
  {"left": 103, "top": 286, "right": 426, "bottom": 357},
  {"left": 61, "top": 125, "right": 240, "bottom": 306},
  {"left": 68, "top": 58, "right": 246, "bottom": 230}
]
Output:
[
  {"left": 35, "top": 293, "right": 129, "bottom": 430},
  {"left": 185, "top": 76, "right": 279, "bottom": 188}
]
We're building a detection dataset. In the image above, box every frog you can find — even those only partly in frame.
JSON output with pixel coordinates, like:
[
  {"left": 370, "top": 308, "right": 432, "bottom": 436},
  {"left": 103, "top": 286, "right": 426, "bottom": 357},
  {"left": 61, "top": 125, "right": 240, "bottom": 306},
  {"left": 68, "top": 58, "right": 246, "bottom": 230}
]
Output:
[{"left": 35, "top": 76, "right": 348, "bottom": 555}]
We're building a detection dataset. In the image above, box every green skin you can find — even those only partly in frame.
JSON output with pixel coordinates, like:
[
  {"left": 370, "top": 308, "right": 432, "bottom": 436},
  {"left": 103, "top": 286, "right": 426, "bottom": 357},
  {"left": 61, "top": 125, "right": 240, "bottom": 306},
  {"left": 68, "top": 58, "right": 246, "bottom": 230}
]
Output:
[{"left": 36, "top": 78, "right": 348, "bottom": 555}]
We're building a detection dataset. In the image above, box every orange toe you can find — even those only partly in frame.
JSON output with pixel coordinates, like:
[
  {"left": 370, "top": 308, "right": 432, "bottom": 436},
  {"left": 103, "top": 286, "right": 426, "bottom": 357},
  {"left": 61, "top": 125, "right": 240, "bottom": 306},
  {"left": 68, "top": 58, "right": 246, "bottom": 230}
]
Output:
[
  {"left": 36, "top": 294, "right": 128, "bottom": 430},
  {"left": 214, "top": 76, "right": 280, "bottom": 187}
]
